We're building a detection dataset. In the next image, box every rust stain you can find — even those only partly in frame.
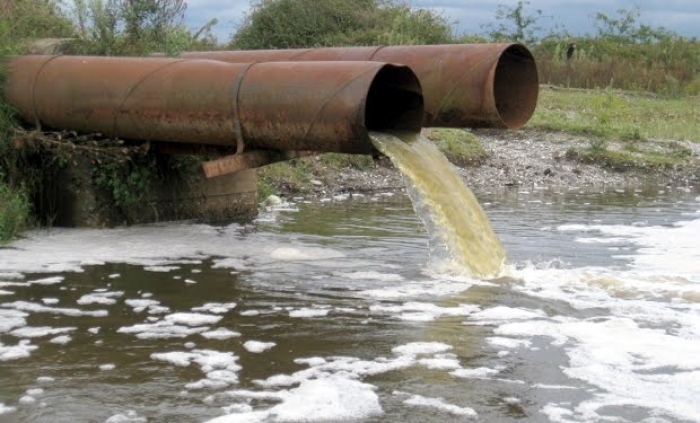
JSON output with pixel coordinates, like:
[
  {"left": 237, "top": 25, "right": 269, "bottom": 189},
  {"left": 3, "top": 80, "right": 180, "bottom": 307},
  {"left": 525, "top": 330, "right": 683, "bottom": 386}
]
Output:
[{"left": 180, "top": 43, "right": 539, "bottom": 129}]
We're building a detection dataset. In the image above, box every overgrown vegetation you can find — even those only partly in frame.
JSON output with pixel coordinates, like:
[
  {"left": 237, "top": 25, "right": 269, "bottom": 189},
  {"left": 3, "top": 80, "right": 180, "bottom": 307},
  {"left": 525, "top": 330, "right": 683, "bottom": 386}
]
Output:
[
  {"left": 71, "top": 0, "right": 218, "bottom": 56},
  {"left": 231, "top": 0, "right": 454, "bottom": 49}
]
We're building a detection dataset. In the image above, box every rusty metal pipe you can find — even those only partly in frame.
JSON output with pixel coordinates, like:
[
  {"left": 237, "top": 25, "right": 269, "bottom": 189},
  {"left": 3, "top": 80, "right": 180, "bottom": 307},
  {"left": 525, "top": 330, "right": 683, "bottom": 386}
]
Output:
[
  {"left": 3, "top": 56, "right": 423, "bottom": 154},
  {"left": 178, "top": 44, "right": 539, "bottom": 129}
]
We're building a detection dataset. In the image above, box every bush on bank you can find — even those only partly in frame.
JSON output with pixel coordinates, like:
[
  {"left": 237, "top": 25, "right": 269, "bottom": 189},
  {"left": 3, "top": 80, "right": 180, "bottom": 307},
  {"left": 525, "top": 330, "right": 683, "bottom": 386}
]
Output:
[{"left": 231, "top": 0, "right": 455, "bottom": 49}]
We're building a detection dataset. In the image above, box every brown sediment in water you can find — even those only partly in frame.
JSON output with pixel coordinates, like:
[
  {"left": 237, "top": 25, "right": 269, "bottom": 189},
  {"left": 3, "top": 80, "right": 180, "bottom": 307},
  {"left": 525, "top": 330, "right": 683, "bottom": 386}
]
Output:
[{"left": 370, "top": 131, "right": 506, "bottom": 277}]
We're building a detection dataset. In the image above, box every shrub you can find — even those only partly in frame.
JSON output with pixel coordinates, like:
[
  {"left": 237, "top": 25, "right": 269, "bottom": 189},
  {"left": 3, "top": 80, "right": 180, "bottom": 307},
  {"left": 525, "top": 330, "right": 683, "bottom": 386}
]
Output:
[
  {"left": 0, "top": 182, "right": 30, "bottom": 242},
  {"left": 0, "top": 0, "right": 74, "bottom": 51},
  {"left": 231, "top": 0, "right": 455, "bottom": 49},
  {"left": 71, "top": 0, "right": 218, "bottom": 56}
]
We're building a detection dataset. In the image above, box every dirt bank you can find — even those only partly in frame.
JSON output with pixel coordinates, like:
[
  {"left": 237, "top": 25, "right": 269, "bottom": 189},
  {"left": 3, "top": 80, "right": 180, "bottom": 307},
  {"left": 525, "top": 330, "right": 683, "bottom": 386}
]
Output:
[{"left": 289, "top": 128, "right": 700, "bottom": 199}]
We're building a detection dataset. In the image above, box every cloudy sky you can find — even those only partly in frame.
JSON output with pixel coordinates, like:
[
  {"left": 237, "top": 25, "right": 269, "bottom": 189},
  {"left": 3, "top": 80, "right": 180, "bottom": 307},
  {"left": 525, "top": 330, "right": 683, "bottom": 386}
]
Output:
[{"left": 184, "top": 0, "right": 700, "bottom": 42}]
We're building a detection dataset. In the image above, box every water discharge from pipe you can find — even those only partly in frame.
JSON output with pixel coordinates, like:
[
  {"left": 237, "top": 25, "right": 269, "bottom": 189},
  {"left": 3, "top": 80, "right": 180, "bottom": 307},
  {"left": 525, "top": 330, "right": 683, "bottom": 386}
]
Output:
[{"left": 370, "top": 131, "right": 506, "bottom": 277}]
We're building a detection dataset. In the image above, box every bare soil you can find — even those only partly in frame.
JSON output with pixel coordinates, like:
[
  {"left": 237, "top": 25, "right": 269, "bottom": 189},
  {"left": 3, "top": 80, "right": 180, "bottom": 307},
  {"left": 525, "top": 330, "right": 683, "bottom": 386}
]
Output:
[{"left": 297, "top": 128, "right": 700, "bottom": 198}]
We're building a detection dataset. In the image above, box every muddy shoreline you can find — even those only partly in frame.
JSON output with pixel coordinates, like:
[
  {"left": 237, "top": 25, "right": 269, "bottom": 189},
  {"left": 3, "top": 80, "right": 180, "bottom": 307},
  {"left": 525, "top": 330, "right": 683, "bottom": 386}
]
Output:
[{"left": 285, "top": 128, "right": 700, "bottom": 199}]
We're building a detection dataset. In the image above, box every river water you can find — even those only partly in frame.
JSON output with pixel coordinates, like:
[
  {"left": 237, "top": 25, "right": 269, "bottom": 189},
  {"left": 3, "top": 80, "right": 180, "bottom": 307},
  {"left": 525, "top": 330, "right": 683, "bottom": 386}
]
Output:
[{"left": 1, "top": 184, "right": 699, "bottom": 423}]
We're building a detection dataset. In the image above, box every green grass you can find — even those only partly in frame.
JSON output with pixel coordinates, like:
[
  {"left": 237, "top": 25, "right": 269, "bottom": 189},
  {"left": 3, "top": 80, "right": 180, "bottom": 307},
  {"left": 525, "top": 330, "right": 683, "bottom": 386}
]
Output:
[
  {"left": 427, "top": 128, "right": 489, "bottom": 166},
  {"left": 257, "top": 158, "right": 316, "bottom": 199},
  {"left": 529, "top": 87, "right": 700, "bottom": 143},
  {"left": 566, "top": 146, "right": 692, "bottom": 172}
]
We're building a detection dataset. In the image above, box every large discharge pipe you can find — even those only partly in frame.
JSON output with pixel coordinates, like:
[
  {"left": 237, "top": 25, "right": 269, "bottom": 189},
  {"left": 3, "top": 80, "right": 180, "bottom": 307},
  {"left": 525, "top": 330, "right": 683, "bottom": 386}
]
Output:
[
  {"left": 3, "top": 55, "right": 424, "bottom": 155},
  {"left": 178, "top": 44, "right": 539, "bottom": 129}
]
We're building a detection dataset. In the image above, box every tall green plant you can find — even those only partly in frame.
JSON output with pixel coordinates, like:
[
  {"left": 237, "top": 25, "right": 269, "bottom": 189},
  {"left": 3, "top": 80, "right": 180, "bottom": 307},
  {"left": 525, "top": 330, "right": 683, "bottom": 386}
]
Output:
[
  {"left": 482, "top": 1, "right": 543, "bottom": 44},
  {"left": 71, "top": 0, "right": 216, "bottom": 55},
  {"left": 0, "top": 182, "right": 30, "bottom": 242},
  {"left": 593, "top": 7, "right": 673, "bottom": 44}
]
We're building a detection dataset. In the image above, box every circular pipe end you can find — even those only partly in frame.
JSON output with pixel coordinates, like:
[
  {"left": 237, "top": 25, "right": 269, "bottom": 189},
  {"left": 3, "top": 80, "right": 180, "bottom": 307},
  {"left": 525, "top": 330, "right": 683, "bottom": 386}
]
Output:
[
  {"left": 365, "top": 64, "right": 424, "bottom": 134},
  {"left": 493, "top": 44, "right": 539, "bottom": 129}
]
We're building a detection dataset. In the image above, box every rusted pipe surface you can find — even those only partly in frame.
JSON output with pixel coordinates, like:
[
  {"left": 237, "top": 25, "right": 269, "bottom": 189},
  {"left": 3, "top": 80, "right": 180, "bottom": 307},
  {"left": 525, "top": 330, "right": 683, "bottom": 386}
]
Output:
[
  {"left": 179, "top": 44, "right": 539, "bottom": 129},
  {"left": 3, "top": 56, "right": 423, "bottom": 154}
]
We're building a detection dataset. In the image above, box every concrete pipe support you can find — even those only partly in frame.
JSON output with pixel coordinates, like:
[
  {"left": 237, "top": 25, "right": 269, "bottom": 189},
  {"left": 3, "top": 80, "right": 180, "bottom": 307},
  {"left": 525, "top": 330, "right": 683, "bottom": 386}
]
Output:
[{"left": 178, "top": 43, "right": 539, "bottom": 129}]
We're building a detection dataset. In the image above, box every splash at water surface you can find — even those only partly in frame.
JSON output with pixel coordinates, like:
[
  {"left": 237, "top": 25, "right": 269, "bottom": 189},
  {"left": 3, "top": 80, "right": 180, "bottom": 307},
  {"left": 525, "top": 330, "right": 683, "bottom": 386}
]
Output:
[{"left": 370, "top": 131, "right": 506, "bottom": 277}]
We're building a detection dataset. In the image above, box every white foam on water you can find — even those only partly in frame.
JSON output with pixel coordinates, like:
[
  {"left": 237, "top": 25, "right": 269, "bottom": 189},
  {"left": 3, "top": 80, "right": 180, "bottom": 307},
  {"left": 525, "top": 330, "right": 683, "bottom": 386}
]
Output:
[
  {"left": 201, "top": 328, "right": 241, "bottom": 340},
  {"left": 143, "top": 266, "right": 180, "bottom": 272},
  {"left": 0, "top": 308, "right": 27, "bottom": 333},
  {"left": 269, "top": 247, "right": 345, "bottom": 261},
  {"left": 77, "top": 291, "right": 124, "bottom": 305},
  {"left": 49, "top": 335, "right": 72, "bottom": 344},
  {"left": 401, "top": 393, "right": 477, "bottom": 417},
  {"left": 0, "top": 289, "right": 13, "bottom": 296},
  {"left": 239, "top": 310, "right": 260, "bottom": 317},
  {"left": 41, "top": 298, "right": 59, "bottom": 305},
  {"left": 99, "top": 363, "right": 116, "bottom": 371},
  {"left": 450, "top": 367, "right": 500, "bottom": 379},
  {"left": 19, "top": 396, "right": 36, "bottom": 405},
  {"left": 207, "top": 377, "right": 382, "bottom": 423},
  {"left": 0, "top": 403, "right": 16, "bottom": 414},
  {"left": 370, "top": 302, "right": 479, "bottom": 322},
  {"left": 150, "top": 306, "right": 171, "bottom": 315},
  {"left": 335, "top": 271, "right": 404, "bottom": 282},
  {"left": 2, "top": 301, "right": 108, "bottom": 317},
  {"left": 27, "top": 276, "right": 64, "bottom": 285},
  {"left": 88, "top": 327, "right": 100, "bottom": 334},
  {"left": 392, "top": 342, "right": 452, "bottom": 356},
  {"left": 118, "top": 320, "right": 210, "bottom": 339},
  {"left": 125, "top": 298, "right": 164, "bottom": 313},
  {"left": 486, "top": 336, "right": 532, "bottom": 349},
  {"left": 358, "top": 272, "right": 488, "bottom": 300},
  {"left": 9, "top": 326, "right": 76, "bottom": 338},
  {"left": 103, "top": 410, "right": 147, "bottom": 423},
  {"left": 496, "top": 316, "right": 700, "bottom": 422},
  {"left": 243, "top": 341, "right": 275, "bottom": 353},
  {"left": 417, "top": 354, "right": 462, "bottom": 370},
  {"left": 26, "top": 388, "right": 43, "bottom": 396},
  {"left": 151, "top": 349, "right": 241, "bottom": 390},
  {"left": 192, "top": 303, "right": 237, "bottom": 314},
  {"left": 221, "top": 404, "right": 254, "bottom": 415},
  {"left": 214, "top": 339, "right": 472, "bottom": 421},
  {"left": 468, "top": 306, "right": 547, "bottom": 323},
  {"left": 288, "top": 308, "right": 330, "bottom": 318},
  {"left": 558, "top": 218, "right": 700, "bottom": 283},
  {"left": 498, "top": 214, "right": 700, "bottom": 422},
  {"left": 0, "top": 224, "right": 257, "bottom": 274},
  {"left": 36, "top": 376, "right": 54, "bottom": 383},
  {"left": 164, "top": 312, "right": 222, "bottom": 326}
]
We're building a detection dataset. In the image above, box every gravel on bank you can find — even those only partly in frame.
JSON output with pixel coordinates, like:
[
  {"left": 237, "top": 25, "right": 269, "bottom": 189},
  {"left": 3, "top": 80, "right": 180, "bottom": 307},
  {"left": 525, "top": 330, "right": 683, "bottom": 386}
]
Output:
[{"left": 291, "top": 129, "right": 700, "bottom": 198}]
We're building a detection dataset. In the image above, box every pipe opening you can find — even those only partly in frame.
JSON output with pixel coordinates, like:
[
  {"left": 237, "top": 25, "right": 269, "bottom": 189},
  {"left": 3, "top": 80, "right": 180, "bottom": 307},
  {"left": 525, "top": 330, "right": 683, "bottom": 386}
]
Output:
[
  {"left": 365, "top": 65, "right": 424, "bottom": 134},
  {"left": 493, "top": 44, "right": 539, "bottom": 129}
]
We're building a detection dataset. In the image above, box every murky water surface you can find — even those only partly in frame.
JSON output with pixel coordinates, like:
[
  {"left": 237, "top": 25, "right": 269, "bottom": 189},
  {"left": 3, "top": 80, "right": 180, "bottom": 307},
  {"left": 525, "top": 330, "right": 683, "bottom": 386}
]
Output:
[{"left": 1, "top": 185, "right": 699, "bottom": 423}]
